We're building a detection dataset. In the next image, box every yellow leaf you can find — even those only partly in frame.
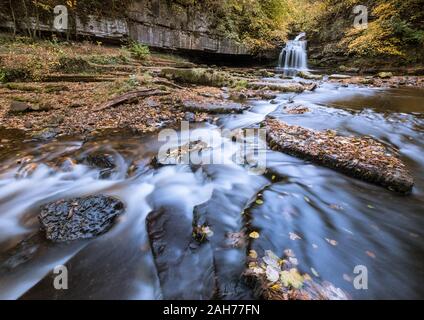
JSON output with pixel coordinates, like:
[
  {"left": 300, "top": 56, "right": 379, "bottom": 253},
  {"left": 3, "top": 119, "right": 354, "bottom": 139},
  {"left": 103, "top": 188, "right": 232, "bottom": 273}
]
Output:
[
  {"left": 249, "top": 250, "right": 258, "bottom": 259},
  {"left": 249, "top": 231, "right": 260, "bottom": 239}
]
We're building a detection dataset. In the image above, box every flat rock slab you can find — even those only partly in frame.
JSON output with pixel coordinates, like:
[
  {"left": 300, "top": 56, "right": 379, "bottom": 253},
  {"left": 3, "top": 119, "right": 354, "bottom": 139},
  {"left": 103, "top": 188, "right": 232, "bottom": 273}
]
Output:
[
  {"left": 247, "top": 81, "right": 305, "bottom": 93},
  {"left": 9, "top": 101, "right": 51, "bottom": 113},
  {"left": 328, "top": 74, "right": 352, "bottom": 80},
  {"left": 146, "top": 206, "right": 216, "bottom": 299},
  {"left": 181, "top": 100, "right": 249, "bottom": 114},
  {"left": 39, "top": 195, "right": 125, "bottom": 242},
  {"left": 265, "top": 118, "right": 414, "bottom": 193}
]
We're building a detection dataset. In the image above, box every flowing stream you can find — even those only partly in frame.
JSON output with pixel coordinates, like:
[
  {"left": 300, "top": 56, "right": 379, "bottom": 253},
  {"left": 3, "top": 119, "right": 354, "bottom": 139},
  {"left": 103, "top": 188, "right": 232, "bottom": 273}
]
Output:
[{"left": 0, "top": 80, "right": 423, "bottom": 300}]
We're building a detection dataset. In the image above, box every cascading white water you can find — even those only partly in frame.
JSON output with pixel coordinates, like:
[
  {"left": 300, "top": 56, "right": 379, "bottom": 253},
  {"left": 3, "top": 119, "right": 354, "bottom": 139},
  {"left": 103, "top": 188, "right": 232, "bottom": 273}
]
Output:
[{"left": 278, "top": 32, "right": 308, "bottom": 73}]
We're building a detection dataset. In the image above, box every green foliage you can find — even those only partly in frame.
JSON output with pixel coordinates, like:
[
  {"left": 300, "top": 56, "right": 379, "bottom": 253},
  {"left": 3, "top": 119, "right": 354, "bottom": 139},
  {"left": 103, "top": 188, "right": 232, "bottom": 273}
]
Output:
[
  {"left": 305, "top": 0, "right": 424, "bottom": 63},
  {"left": 56, "top": 56, "right": 93, "bottom": 73},
  {"left": 232, "top": 79, "right": 249, "bottom": 90},
  {"left": 204, "top": 0, "right": 298, "bottom": 52},
  {"left": 126, "top": 41, "right": 150, "bottom": 61},
  {"left": 0, "top": 67, "right": 31, "bottom": 83},
  {"left": 0, "top": 69, "right": 7, "bottom": 83},
  {"left": 88, "top": 54, "right": 130, "bottom": 65}
]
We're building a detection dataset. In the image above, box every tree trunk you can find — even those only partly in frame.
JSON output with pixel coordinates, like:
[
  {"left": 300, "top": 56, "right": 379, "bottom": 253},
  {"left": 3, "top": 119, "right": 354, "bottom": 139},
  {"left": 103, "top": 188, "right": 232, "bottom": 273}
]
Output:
[{"left": 8, "top": 0, "right": 16, "bottom": 37}]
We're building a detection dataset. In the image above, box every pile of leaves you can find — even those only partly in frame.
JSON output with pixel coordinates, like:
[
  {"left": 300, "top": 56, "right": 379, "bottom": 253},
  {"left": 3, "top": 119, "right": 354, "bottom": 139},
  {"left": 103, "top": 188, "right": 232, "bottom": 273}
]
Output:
[
  {"left": 245, "top": 249, "right": 348, "bottom": 300},
  {"left": 266, "top": 118, "right": 414, "bottom": 193},
  {"left": 283, "top": 105, "right": 311, "bottom": 114}
]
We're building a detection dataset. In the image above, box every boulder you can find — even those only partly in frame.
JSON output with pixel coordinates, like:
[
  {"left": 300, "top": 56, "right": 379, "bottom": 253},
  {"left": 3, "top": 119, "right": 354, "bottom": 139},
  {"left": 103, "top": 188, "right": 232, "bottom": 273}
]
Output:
[
  {"left": 183, "top": 111, "right": 196, "bottom": 122},
  {"left": 9, "top": 101, "right": 31, "bottom": 113},
  {"left": 9, "top": 101, "right": 52, "bottom": 114},
  {"left": 39, "top": 195, "right": 124, "bottom": 242},
  {"left": 297, "top": 71, "right": 323, "bottom": 80},
  {"left": 377, "top": 72, "right": 393, "bottom": 79},
  {"left": 160, "top": 68, "right": 233, "bottom": 87}
]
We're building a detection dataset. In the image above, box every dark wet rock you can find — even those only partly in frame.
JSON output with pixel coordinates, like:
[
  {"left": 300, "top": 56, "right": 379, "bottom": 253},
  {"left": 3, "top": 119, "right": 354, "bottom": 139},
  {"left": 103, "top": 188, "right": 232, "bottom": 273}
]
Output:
[
  {"left": 180, "top": 100, "right": 249, "bottom": 114},
  {"left": 184, "top": 111, "right": 196, "bottom": 122},
  {"left": 83, "top": 151, "right": 116, "bottom": 177},
  {"left": 39, "top": 195, "right": 124, "bottom": 242},
  {"left": 0, "top": 234, "right": 44, "bottom": 272},
  {"left": 307, "top": 83, "right": 318, "bottom": 91},
  {"left": 146, "top": 206, "right": 216, "bottom": 299},
  {"left": 160, "top": 68, "right": 233, "bottom": 87},
  {"left": 265, "top": 118, "right": 414, "bottom": 194},
  {"left": 193, "top": 166, "right": 269, "bottom": 299},
  {"left": 30, "top": 128, "right": 61, "bottom": 141},
  {"left": 247, "top": 81, "right": 305, "bottom": 93}
]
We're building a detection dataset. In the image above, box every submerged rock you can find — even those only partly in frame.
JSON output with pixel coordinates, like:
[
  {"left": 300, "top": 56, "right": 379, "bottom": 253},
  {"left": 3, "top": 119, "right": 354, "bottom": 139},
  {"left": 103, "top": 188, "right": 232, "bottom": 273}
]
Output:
[
  {"left": 265, "top": 118, "right": 414, "bottom": 193},
  {"left": 81, "top": 151, "right": 117, "bottom": 178},
  {"left": 146, "top": 206, "right": 216, "bottom": 299},
  {"left": 85, "top": 152, "right": 115, "bottom": 170},
  {"left": 245, "top": 250, "right": 349, "bottom": 300},
  {"left": 39, "top": 195, "right": 125, "bottom": 242},
  {"left": 30, "top": 128, "right": 61, "bottom": 141}
]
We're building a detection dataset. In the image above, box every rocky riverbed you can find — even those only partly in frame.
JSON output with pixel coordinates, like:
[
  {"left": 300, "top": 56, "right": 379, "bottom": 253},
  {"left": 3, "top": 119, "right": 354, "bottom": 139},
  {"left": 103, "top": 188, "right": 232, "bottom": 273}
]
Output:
[{"left": 1, "top": 40, "right": 424, "bottom": 300}]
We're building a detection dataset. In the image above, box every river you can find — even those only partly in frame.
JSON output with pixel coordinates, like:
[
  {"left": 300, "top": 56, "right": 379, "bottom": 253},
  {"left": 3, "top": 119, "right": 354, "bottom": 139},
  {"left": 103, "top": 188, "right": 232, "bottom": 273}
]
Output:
[{"left": 0, "top": 81, "right": 423, "bottom": 299}]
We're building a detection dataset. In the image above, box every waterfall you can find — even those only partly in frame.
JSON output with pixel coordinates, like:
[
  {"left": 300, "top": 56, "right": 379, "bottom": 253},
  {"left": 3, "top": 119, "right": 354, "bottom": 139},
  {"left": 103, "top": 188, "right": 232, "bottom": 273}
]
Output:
[{"left": 278, "top": 33, "right": 308, "bottom": 75}]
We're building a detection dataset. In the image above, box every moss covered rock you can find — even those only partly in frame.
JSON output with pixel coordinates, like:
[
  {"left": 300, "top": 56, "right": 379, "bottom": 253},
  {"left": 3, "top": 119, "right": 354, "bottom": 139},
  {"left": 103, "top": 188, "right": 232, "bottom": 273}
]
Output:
[
  {"left": 160, "top": 68, "right": 233, "bottom": 87},
  {"left": 377, "top": 72, "right": 393, "bottom": 79}
]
